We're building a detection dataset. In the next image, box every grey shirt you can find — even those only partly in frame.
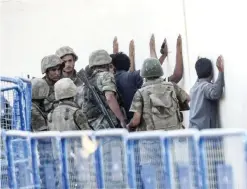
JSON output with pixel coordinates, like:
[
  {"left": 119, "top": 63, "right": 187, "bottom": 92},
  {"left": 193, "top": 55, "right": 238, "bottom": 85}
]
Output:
[{"left": 189, "top": 72, "right": 224, "bottom": 130}]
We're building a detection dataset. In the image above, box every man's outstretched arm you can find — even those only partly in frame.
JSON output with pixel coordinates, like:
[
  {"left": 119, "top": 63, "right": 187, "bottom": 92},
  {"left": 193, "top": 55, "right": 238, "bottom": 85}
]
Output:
[{"left": 168, "top": 34, "right": 184, "bottom": 84}]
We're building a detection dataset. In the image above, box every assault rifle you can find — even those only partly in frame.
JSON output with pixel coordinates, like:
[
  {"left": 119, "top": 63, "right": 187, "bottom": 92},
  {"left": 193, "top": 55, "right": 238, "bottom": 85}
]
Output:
[{"left": 77, "top": 69, "right": 116, "bottom": 128}]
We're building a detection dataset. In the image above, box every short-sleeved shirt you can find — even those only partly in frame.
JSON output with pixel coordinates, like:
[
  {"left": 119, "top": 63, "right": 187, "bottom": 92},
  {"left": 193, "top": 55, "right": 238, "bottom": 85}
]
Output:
[
  {"left": 96, "top": 71, "right": 117, "bottom": 93},
  {"left": 115, "top": 70, "right": 143, "bottom": 121}
]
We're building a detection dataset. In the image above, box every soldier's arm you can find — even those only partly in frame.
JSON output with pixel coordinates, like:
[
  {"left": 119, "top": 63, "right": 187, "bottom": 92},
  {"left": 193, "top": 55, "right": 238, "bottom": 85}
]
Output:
[
  {"left": 74, "top": 109, "right": 91, "bottom": 130},
  {"left": 173, "top": 83, "right": 190, "bottom": 103},
  {"left": 128, "top": 90, "right": 143, "bottom": 129},
  {"left": 168, "top": 35, "right": 183, "bottom": 83},
  {"left": 102, "top": 72, "right": 126, "bottom": 127}
]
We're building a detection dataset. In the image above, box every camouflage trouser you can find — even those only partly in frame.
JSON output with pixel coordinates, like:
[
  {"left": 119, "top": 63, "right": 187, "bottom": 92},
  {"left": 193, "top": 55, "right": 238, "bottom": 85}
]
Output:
[{"left": 138, "top": 140, "right": 166, "bottom": 189}]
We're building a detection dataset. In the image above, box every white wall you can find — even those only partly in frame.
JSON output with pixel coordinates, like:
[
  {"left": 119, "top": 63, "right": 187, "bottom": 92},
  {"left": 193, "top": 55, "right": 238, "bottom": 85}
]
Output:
[
  {"left": 184, "top": 0, "right": 247, "bottom": 129},
  {"left": 1, "top": 0, "right": 247, "bottom": 129}
]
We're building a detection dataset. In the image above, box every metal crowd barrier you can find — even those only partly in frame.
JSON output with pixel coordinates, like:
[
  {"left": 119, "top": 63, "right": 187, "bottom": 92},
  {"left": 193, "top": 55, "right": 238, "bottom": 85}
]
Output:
[
  {"left": 0, "top": 76, "right": 31, "bottom": 131},
  {"left": 0, "top": 128, "right": 246, "bottom": 189},
  {"left": 1, "top": 76, "right": 31, "bottom": 189}
]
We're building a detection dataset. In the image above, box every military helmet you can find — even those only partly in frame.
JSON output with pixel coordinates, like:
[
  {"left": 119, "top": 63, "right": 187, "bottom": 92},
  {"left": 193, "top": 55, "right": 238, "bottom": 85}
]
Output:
[
  {"left": 31, "top": 78, "right": 50, "bottom": 99},
  {"left": 140, "top": 58, "right": 164, "bottom": 78},
  {"left": 89, "top": 49, "right": 112, "bottom": 68},
  {"left": 55, "top": 46, "right": 78, "bottom": 61},
  {"left": 54, "top": 78, "right": 77, "bottom": 100},
  {"left": 41, "top": 54, "right": 63, "bottom": 74}
]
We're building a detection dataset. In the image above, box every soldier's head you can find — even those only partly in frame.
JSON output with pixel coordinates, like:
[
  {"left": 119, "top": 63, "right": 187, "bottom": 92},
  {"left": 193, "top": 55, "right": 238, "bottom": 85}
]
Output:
[
  {"left": 54, "top": 78, "right": 77, "bottom": 101},
  {"left": 41, "top": 54, "right": 63, "bottom": 82},
  {"left": 111, "top": 52, "right": 130, "bottom": 72},
  {"left": 31, "top": 78, "right": 50, "bottom": 101},
  {"left": 56, "top": 46, "right": 78, "bottom": 74},
  {"left": 140, "top": 58, "right": 164, "bottom": 80},
  {"left": 195, "top": 58, "right": 213, "bottom": 79},
  {"left": 88, "top": 49, "right": 112, "bottom": 71}
]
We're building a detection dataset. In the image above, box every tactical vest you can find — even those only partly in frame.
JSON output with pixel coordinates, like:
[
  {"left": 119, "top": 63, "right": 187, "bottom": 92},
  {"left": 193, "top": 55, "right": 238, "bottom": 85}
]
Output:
[
  {"left": 47, "top": 102, "right": 81, "bottom": 131},
  {"left": 138, "top": 78, "right": 182, "bottom": 131},
  {"left": 81, "top": 71, "right": 119, "bottom": 128}
]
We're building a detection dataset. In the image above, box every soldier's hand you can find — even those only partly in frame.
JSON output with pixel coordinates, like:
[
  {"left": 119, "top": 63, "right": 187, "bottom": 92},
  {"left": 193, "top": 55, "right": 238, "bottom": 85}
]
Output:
[
  {"left": 160, "top": 38, "right": 168, "bottom": 56},
  {"left": 113, "top": 36, "right": 119, "bottom": 54},
  {"left": 126, "top": 123, "right": 136, "bottom": 132},
  {"left": 129, "top": 40, "right": 135, "bottom": 57},
  {"left": 216, "top": 55, "right": 224, "bottom": 72}
]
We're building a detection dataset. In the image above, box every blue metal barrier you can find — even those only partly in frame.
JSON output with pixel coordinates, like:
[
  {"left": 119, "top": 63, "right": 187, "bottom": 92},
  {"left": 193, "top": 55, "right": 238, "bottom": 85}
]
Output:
[
  {"left": 60, "top": 130, "right": 97, "bottom": 189},
  {"left": 95, "top": 129, "right": 129, "bottom": 189},
  {"left": 0, "top": 76, "right": 31, "bottom": 131},
  {"left": 127, "top": 131, "right": 170, "bottom": 189},
  {"left": 4, "top": 130, "right": 34, "bottom": 189},
  {"left": 30, "top": 132, "right": 64, "bottom": 189},
  {"left": 199, "top": 129, "right": 247, "bottom": 189},
  {"left": 165, "top": 129, "right": 200, "bottom": 189},
  {"left": 1, "top": 130, "right": 9, "bottom": 189},
  {"left": 1, "top": 128, "right": 247, "bottom": 189},
  {"left": 1, "top": 86, "right": 26, "bottom": 131}
]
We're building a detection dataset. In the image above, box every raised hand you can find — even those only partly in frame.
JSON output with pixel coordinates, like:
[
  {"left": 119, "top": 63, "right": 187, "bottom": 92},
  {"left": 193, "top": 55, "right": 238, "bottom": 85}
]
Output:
[{"left": 113, "top": 36, "right": 119, "bottom": 54}]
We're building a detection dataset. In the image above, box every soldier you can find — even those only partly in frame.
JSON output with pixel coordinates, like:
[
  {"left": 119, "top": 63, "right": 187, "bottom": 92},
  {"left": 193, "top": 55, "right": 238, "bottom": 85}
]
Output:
[
  {"left": 127, "top": 58, "right": 190, "bottom": 131},
  {"left": 31, "top": 78, "right": 50, "bottom": 132},
  {"left": 41, "top": 54, "right": 63, "bottom": 113},
  {"left": 47, "top": 78, "right": 90, "bottom": 131},
  {"left": 81, "top": 49, "right": 127, "bottom": 130},
  {"left": 55, "top": 46, "right": 83, "bottom": 86}
]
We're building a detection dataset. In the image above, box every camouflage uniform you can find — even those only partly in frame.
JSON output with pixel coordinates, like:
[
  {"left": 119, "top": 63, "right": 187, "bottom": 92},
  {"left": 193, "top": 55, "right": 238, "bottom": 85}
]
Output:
[
  {"left": 41, "top": 54, "right": 63, "bottom": 113},
  {"left": 81, "top": 50, "right": 120, "bottom": 130},
  {"left": 55, "top": 46, "right": 83, "bottom": 87},
  {"left": 31, "top": 78, "right": 50, "bottom": 132},
  {"left": 130, "top": 58, "right": 188, "bottom": 131},
  {"left": 48, "top": 78, "right": 90, "bottom": 131}
]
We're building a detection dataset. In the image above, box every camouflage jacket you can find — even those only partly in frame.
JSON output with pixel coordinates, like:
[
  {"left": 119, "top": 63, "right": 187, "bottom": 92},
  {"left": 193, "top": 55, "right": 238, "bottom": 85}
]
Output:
[{"left": 130, "top": 78, "right": 188, "bottom": 131}]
